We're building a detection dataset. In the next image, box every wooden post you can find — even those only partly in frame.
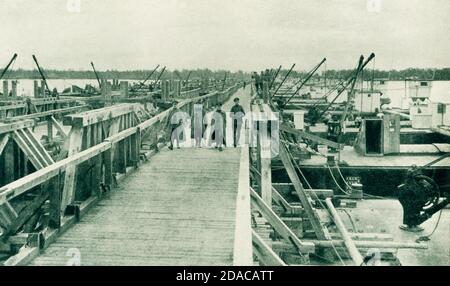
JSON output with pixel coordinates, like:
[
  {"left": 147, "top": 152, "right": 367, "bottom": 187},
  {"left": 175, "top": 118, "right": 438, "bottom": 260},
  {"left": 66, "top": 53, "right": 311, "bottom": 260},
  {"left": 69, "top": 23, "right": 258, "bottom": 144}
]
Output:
[
  {"left": 3, "top": 81, "right": 8, "bottom": 97},
  {"left": 11, "top": 81, "right": 17, "bottom": 97},
  {"left": 48, "top": 171, "right": 62, "bottom": 229},
  {"left": 259, "top": 121, "right": 272, "bottom": 207},
  {"left": 162, "top": 80, "right": 169, "bottom": 101},
  {"left": 263, "top": 81, "right": 269, "bottom": 104},
  {"left": 130, "top": 128, "right": 140, "bottom": 167},
  {"left": 120, "top": 81, "right": 129, "bottom": 97},
  {"left": 325, "top": 198, "right": 363, "bottom": 265},
  {"left": 47, "top": 116, "right": 53, "bottom": 142},
  {"left": 41, "top": 80, "right": 46, "bottom": 97},
  {"left": 61, "top": 127, "right": 84, "bottom": 217},
  {"left": 2, "top": 140, "right": 15, "bottom": 185},
  {"left": 101, "top": 79, "right": 107, "bottom": 97},
  {"left": 103, "top": 148, "right": 113, "bottom": 188},
  {"left": 33, "top": 81, "right": 39, "bottom": 98},
  {"left": 278, "top": 143, "right": 329, "bottom": 240},
  {"left": 174, "top": 80, "right": 181, "bottom": 98}
]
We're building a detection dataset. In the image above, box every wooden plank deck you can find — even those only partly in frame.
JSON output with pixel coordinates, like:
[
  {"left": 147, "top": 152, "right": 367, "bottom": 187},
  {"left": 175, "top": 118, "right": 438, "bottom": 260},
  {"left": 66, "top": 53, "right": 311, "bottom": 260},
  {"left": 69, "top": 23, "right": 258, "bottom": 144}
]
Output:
[{"left": 29, "top": 145, "right": 242, "bottom": 265}]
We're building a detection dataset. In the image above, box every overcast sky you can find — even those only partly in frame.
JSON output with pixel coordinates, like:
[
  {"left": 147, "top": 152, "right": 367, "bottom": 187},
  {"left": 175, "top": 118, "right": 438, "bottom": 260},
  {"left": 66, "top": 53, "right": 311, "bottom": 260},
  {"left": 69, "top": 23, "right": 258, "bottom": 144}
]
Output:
[{"left": 0, "top": 0, "right": 449, "bottom": 71}]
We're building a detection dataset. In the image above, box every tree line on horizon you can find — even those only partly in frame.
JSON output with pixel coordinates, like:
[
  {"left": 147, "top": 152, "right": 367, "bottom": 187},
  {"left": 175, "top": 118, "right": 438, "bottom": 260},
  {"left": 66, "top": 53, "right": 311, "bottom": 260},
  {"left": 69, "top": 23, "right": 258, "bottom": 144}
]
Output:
[{"left": 2, "top": 67, "right": 450, "bottom": 81}]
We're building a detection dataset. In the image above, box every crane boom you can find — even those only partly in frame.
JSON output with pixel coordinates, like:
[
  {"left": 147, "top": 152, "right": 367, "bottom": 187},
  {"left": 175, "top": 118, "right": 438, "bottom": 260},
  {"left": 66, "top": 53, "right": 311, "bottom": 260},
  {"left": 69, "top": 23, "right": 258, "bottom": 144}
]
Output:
[
  {"left": 140, "top": 64, "right": 160, "bottom": 86},
  {"left": 184, "top": 71, "right": 192, "bottom": 85},
  {"left": 154, "top": 66, "right": 166, "bottom": 86},
  {"left": 0, "top": 53, "right": 18, "bottom": 81},
  {"left": 269, "top": 65, "right": 282, "bottom": 89},
  {"left": 90, "top": 62, "right": 102, "bottom": 88},
  {"left": 272, "top": 63, "right": 296, "bottom": 96},
  {"left": 282, "top": 58, "right": 326, "bottom": 107},
  {"left": 32, "top": 55, "right": 53, "bottom": 97},
  {"left": 339, "top": 53, "right": 375, "bottom": 125},
  {"left": 318, "top": 53, "right": 374, "bottom": 118}
]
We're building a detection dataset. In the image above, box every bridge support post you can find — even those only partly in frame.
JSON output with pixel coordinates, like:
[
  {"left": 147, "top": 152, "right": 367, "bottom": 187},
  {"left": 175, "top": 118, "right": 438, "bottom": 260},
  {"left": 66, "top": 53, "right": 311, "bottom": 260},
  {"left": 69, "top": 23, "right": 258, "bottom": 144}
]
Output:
[
  {"left": 3, "top": 81, "right": 8, "bottom": 97},
  {"left": 40, "top": 80, "right": 46, "bottom": 97},
  {"left": 263, "top": 81, "right": 269, "bottom": 104},
  {"left": 130, "top": 128, "right": 140, "bottom": 168},
  {"left": 46, "top": 116, "right": 53, "bottom": 142},
  {"left": 162, "top": 80, "right": 170, "bottom": 101},
  {"left": 259, "top": 121, "right": 272, "bottom": 207},
  {"left": 33, "top": 81, "right": 39, "bottom": 98},
  {"left": 61, "top": 127, "right": 84, "bottom": 217},
  {"left": 103, "top": 148, "right": 113, "bottom": 189},
  {"left": 48, "top": 171, "right": 62, "bottom": 229},
  {"left": 174, "top": 80, "right": 181, "bottom": 98},
  {"left": 11, "top": 81, "right": 17, "bottom": 97},
  {"left": 120, "top": 81, "right": 129, "bottom": 98}
]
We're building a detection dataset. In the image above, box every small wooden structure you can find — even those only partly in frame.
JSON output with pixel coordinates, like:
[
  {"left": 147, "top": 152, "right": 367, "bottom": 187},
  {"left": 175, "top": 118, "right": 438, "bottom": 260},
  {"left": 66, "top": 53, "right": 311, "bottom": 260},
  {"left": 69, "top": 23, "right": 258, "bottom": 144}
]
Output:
[{"left": 354, "top": 114, "right": 401, "bottom": 156}]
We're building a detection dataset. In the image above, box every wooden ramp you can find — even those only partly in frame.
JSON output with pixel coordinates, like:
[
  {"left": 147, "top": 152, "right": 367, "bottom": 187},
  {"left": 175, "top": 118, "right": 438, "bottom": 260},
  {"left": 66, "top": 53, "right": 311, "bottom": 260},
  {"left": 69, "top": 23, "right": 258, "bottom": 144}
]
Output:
[{"left": 29, "top": 147, "right": 242, "bottom": 266}]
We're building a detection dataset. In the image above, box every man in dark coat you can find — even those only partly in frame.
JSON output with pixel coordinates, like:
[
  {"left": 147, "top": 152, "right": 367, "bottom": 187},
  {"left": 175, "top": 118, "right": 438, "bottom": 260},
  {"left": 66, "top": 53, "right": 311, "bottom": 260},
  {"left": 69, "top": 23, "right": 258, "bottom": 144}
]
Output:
[{"left": 230, "top": 97, "right": 245, "bottom": 147}]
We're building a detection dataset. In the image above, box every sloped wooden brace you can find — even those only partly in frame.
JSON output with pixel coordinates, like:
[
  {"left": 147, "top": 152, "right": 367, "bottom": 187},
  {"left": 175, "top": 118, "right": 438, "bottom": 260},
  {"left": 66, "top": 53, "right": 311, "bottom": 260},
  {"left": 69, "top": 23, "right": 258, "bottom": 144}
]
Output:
[{"left": 252, "top": 230, "right": 286, "bottom": 266}]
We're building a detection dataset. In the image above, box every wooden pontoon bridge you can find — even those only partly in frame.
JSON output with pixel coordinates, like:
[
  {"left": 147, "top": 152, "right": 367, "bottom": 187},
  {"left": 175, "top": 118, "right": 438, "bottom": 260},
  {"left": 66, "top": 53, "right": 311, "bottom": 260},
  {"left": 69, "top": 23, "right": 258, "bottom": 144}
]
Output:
[{"left": 0, "top": 80, "right": 432, "bottom": 266}]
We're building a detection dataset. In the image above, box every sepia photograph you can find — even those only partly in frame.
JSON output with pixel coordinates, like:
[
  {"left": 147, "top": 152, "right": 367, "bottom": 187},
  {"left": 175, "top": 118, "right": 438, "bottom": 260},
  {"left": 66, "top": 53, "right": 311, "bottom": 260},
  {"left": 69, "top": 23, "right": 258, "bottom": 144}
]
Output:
[{"left": 0, "top": 0, "right": 449, "bottom": 271}]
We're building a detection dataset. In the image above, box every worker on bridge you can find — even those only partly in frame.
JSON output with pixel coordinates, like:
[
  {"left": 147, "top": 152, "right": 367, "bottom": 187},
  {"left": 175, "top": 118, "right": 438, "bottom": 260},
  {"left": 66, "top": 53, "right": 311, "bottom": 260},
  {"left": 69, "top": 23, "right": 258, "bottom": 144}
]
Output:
[
  {"left": 168, "top": 102, "right": 183, "bottom": 150},
  {"left": 230, "top": 97, "right": 245, "bottom": 147},
  {"left": 211, "top": 104, "right": 226, "bottom": 151}
]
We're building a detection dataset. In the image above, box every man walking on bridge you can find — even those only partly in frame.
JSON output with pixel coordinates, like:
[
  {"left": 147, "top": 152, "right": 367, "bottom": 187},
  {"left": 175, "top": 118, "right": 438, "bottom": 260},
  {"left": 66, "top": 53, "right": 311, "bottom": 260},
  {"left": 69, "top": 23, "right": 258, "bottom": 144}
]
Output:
[
  {"left": 230, "top": 97, "right": 245, "bottom": 147},
  {"left": 212, "top": 104, "right": 226, "bottom": 151}
]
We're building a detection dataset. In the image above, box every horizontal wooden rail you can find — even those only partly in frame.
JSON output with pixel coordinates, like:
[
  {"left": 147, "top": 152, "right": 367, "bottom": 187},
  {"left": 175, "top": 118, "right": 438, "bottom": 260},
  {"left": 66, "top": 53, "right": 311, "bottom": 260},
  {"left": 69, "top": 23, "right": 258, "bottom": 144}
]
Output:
[{"left": 1, "top": 105, "right": 88, "bottom": 122}]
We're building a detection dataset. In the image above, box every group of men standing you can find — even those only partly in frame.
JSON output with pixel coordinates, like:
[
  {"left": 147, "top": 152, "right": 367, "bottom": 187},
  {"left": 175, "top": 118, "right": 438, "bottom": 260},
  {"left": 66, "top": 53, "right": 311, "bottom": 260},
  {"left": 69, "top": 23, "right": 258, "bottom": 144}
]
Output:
[
  {"left": 252, "top": 69, "right": 273, "bottom": 94},
  {"left": 168, "top": 97, "right": 246, "bottom": 151}
]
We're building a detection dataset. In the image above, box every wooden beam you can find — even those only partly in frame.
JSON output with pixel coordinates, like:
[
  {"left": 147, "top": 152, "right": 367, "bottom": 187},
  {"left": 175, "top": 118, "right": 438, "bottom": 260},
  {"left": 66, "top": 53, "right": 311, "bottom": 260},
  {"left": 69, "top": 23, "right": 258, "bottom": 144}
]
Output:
[
  {"left": 250, "top": 187, "right": 314, "bottom": 254},
  {"left": 250, "top": 166, "right": 301, "bottom": 214},
  {"left": 233, "top": 145, "right": 252, "bottom": 266},
  {"left": 63, "top": 104, "right": 137, "bottom": 127},
  {"left": 61, "top": 127, "right": 84, "bottom": 216},
  {"left": 0, "top": 142, "right": 110, "bottom": 204},
  {"left": 5, "top": 192, "right": 49, "bottom": 236},
  {"left": 280, "top": 124, "right": 342, "bottom": 149},
  {"left": 50, "top": 116, "right": 68, "bottom": 139},
  {"left": 308, "top": 239, "right": 427, "bottom": 250},
  {"left": 0, "top": 134, "right": 9, "bottom": 154},
  {"left": 252, "top": 230, "right": 286, "bottom": 266},
  {"left": 2, "top": 246, "right": 40, "bottom": 266},
  {"left": 325, "top": 197, "right": 363, "bottom": 265},
  {"left": 278, "top": 143, "right": 329, "bottom": 240},
  {"left": 0, "top": 120, "right": 34, "bottom": 135},
  {"left": 12, "top": 130, "right": 45, "bottom": 170},
  {"left": 432, "top": 127, "right": 450, "bottom": 137},
  {"left": 259, "top": 129, "right": 272, "bottom": 206},
  {"left": 1, "top": 105, "right": 88, "bottom": 123}
]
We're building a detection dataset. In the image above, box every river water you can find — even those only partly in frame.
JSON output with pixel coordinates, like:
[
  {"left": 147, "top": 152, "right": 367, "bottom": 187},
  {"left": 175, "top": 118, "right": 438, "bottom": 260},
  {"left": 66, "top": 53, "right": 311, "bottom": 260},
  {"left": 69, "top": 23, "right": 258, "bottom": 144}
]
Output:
[{"left": 2, "top": 79, "right": 450, "bottom": 108}]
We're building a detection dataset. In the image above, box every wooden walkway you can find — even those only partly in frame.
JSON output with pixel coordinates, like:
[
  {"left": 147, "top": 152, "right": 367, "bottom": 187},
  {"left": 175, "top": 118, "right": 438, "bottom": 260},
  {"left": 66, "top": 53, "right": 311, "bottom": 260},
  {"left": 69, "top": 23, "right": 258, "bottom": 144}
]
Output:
[
  {"left": 29, "top": 147, "right": 242, "bottom": 265},
  {"left": 28, "top": 87, "right": 252, "bottom": 266}
]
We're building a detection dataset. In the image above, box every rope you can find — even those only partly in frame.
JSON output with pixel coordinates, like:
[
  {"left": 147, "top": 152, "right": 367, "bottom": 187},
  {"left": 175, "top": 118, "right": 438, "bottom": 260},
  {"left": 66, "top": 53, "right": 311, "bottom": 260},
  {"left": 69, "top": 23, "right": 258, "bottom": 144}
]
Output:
[
  {"left": 326, "top": 164, "right": 350, "bottom": 195},
  {"left": 332, "top": 163, "right": 385, "bottom": 199},
  {"left": 334, "top": 163, "right": 354, "bottom": 190},
  {"left": 340, "top": 209, "right": 357, "bottom": 233},
  {"left": 416, "top": 210, "right": 443, "bottom": 242}
]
